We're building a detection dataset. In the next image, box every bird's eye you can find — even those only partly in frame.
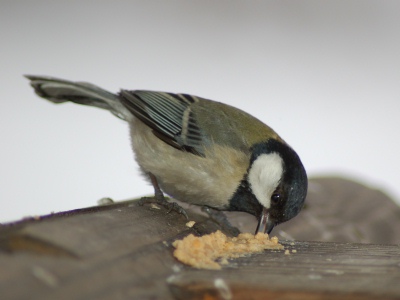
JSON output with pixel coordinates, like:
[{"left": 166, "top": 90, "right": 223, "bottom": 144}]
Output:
[{"left": 271, "top": 193, "right": 282, "bottom": 204}]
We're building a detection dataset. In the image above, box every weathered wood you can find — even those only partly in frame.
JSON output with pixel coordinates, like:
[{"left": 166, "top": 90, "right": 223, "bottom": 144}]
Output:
[
  {"left": 0, "top": 177, "right": 399, "bottom": 299},
  {"left": 0, "top": 201, "right": 399, "bottom": 300},
  {"left": 0, "top": 200, "right": 200, "bottom": 300},
  {"left": 169, "top": 241, "right": 400, "bottom": 300}
]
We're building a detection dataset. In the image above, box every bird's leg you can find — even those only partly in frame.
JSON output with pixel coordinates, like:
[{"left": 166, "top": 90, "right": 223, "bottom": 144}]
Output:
[
  {"left": 139, "top": 172, "right": 188, "bottom": 219},
  {"left": 201, "top": 207, "right": 240, "bottom": 237}
]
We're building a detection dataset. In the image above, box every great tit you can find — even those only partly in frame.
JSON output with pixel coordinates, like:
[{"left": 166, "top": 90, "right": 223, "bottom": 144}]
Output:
[{"left": 25, "top": 75, "right": 308, "bottom": 234}]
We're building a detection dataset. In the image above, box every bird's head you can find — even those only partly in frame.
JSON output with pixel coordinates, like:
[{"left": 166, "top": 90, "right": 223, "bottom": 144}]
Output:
[{"left": 230, "top": 139, "right": 308, "bottom": 234}]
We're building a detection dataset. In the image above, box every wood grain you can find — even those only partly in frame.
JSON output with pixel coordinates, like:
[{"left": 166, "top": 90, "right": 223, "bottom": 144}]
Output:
[{"left": 0, "top": 177, "right": 399, "bottom": 299}]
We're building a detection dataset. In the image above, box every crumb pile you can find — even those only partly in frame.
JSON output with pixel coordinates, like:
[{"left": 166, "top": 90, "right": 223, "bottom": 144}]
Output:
[
  {"left": 172, "top": 230, "right": 284, "bottom": 270},
  {"left": 185, "top": 221, "right": 196, "bottom": 228}
]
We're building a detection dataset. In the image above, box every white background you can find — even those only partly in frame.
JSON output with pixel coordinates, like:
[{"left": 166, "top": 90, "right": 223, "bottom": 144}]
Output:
[{"left": 1, "top": 1, "right": 399, "bottom": 223}]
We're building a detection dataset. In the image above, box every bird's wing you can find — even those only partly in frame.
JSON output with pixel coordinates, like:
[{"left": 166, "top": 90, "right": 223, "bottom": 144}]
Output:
[{"left": 119, "top": 90, "right": 207, "bottom": 156}]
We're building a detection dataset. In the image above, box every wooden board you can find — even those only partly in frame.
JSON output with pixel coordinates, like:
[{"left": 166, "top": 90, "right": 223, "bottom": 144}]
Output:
[{"left": 1, "top": 198, "right": 399, "bottom": 300}]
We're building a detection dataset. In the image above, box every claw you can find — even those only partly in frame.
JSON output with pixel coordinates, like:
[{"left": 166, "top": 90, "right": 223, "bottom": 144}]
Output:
[{"left": 167, "top": 202, "right": 189, "bottom": 219}]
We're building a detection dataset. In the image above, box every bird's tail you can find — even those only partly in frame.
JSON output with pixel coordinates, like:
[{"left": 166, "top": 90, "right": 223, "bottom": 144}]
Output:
[{"left": 25, "top": 75, "right": 130, "bottom": 121}]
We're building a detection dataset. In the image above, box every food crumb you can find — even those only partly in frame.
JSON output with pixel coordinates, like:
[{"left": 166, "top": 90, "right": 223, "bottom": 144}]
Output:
[
  {"left": 284, "top": 249, "right": 290, "bottom": 255},
  {"left": 150, "top": 204, "right": 161, "bottom": 210},
  {"left": 292, "top": 249, "right": 297, "bottom": 253},
  {"left": 172, "top": 230, "right": 284, "bottom": 270},
  {"left": 270, "top": 236, "right": 279, "bottom": 244},
  {"left": 185, "top": 221, "right": 196, "bottom": 228},
  {"left": 97, "top": 197, "right": 114, "bottom": 206},
  {"left": 220, "top": 257, "right": 229, "bottom": 265}
]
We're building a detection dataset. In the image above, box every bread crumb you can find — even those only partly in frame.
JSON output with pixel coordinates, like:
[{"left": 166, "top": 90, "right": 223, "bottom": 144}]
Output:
[
  {"left": 97, "top": 197, "right": 114, "bottom": 206},
  {"left": 150, "top": 204, "right": 161, "bottom": 210},
  {"left": 172, "top": 230, "right": 284, "bottom": 270},
  {"left": 292, "top": 249, "right": 297, "bottom": 253},
  {"left": 185, "top": 221, "right": 196, "bottom": 228},
  {"left": 284, "top": 249, "right": 290, "bottom": 255}
]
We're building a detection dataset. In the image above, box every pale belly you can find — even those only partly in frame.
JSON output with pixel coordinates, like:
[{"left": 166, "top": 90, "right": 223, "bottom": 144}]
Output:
[{"left": 129, "top": 118, "right": 249, "bottom": 209}]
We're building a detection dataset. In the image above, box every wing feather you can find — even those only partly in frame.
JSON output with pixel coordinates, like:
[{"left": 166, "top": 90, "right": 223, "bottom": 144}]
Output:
[{"left": 119, "top": 90, "right": 205, "bottom": 156}]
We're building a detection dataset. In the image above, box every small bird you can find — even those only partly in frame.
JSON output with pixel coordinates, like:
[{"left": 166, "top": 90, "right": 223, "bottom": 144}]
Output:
[{"left": 26, "top": 75, "right": 307, "bottom": 234}]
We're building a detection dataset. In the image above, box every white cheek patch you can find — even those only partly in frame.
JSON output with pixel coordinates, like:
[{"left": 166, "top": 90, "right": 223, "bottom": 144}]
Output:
[{"left": 248, "top": 153, "right": 283, "bottom": 209}]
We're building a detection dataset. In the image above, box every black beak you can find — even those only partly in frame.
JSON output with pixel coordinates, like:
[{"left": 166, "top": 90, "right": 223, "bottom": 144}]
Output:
[{"left": 256, "top": 207, "right": 275, "bottom": 234}]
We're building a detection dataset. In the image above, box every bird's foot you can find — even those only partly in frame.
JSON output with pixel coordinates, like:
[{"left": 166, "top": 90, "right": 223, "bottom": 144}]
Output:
[
  {"left": 140, "top": 172, "right": 188, "bottom": 219},
  {"left": 139, "top": 195, "right": 189, "bottom": 219},
  {"left": 201, "top": 207, "right": 240, "bottom": 237}
]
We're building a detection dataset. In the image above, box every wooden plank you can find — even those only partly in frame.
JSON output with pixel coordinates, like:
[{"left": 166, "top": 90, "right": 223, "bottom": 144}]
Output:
[
  {"left": 0, "top": 200, "right": 207, "bottom": 300},
  {"left": 0, "top": 177, "right": 399, "bottom": 299},
  {"left": 0, "top": 177, "right": 400, "bottom": 300},
  {"left": 169, "top": 241, "right": 400, "bottom": 299}
]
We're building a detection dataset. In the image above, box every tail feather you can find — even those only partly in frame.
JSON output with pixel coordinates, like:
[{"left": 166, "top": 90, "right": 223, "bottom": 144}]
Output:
[{"left": 25, "top": 75, "right": 130, "bottom": 121}]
